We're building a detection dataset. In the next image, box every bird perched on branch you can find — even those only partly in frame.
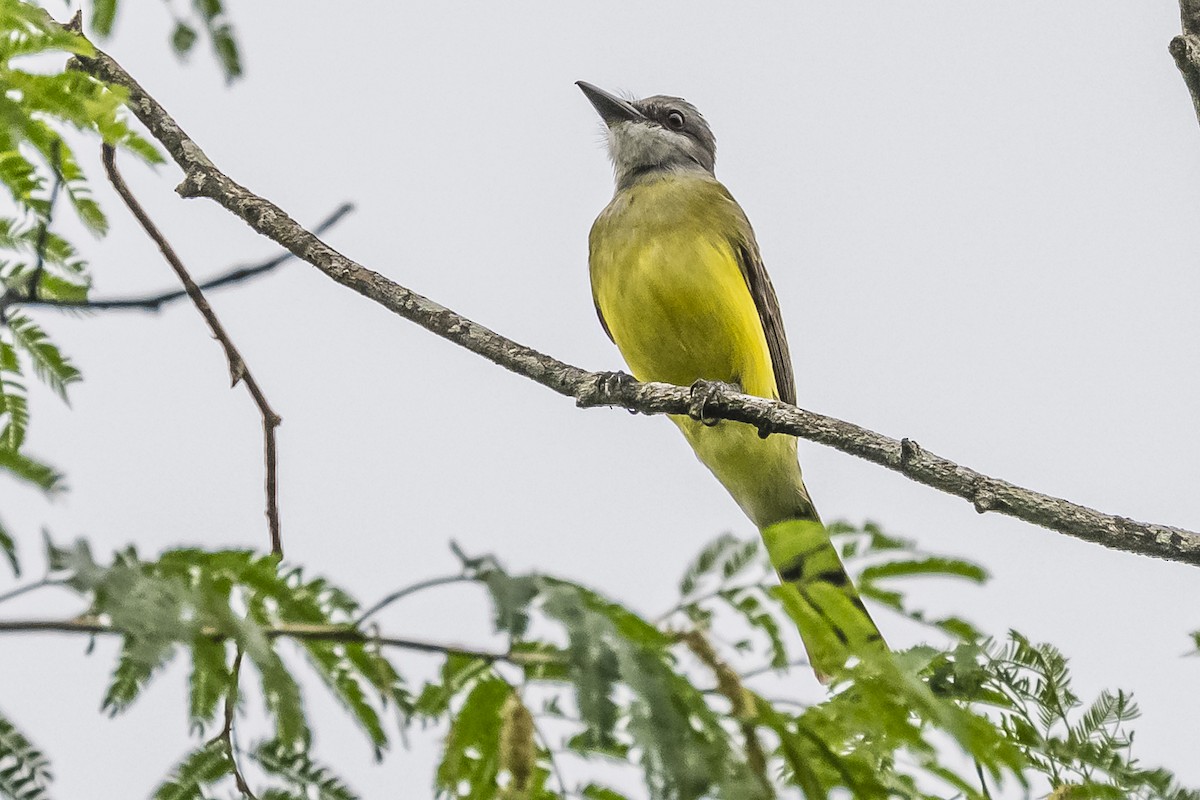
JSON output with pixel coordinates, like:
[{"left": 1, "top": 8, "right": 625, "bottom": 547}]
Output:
[{"left": 578, "top": 81, "right": 885, "bottom": 678}]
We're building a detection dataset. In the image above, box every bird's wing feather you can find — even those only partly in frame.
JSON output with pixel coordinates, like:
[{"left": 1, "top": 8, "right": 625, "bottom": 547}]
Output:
[
  {"left": 593, "top": 299, "right": 614, "bottom": 343},
  {"left": 729, "top": 216, "right": 796, "bottom": 406}
]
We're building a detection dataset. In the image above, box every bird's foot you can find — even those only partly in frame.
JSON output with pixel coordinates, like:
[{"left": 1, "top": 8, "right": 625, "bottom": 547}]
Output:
[{"left": 688, "top": 379, "right": 733, "bottom": 427}]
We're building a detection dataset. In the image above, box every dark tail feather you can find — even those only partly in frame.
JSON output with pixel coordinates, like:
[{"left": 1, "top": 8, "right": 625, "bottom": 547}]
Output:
[{"left": 759, "top": 518, "right": 887, "bottom": 681}]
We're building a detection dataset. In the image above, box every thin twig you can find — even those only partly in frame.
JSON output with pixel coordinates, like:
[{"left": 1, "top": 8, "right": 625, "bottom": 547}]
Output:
[
  {"left": 66, "top": 33, "right": 1200, "bottom": 568},
  {"left": 0, "top": 577, "right": 55, "bottom": 606},
  {"left": 0, "top": 616, "right": 562, "bottom": 666},
  {"left": 530, "top": 708, "right": 570, "bottom": 796},
  {"left": 354, "top": 574, "right": 472, "bottom": 625},
  {"left": 739, "top": 658, "right": 812, "bottom": 682},
  {"left": 21, "top": 203, "right": 354, "bottom": 312},
  {"left": 212, "top": 649, "right": 257, "bottom": 800},
  {"left": 100, "top": 144, "right": 283, "bottom": 556},
  {"left": 975, "top": 760, "right": 994, "bottom": 800},
  {"left": 25, "top": 141, "right": 63, "bottom": 303}
]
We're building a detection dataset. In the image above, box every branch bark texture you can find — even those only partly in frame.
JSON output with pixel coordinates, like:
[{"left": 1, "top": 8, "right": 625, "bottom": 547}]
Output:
[
  {"left": 1172, "top": 0, "right": 1200, "bottom": 127},
  {"left": 66, "top": 39, "right": 1200, "bottom": 568}
]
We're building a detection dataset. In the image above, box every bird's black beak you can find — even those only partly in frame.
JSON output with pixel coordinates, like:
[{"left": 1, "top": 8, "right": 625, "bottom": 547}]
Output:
[{"left": 576, "top": 81, "right": 645, "bottom": 126}]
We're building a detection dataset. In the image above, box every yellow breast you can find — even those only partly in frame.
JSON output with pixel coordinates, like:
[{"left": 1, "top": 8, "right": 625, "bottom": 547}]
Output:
[{"left": 588, "top": 174, "right": 778, "bottom": 400}]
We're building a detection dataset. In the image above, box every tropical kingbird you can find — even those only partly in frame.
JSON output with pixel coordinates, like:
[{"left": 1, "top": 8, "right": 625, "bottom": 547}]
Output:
[{"left": 578, "top": 81, "right": 885, "bottom": 677}]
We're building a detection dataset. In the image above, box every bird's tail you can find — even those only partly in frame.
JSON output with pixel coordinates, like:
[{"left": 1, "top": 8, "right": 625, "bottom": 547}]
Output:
[{"left": 759, "top": 517, "right": 887, "bottom": 680}]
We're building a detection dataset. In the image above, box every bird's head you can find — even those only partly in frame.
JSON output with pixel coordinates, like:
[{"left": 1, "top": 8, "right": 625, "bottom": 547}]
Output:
[{"left": 577, "top": 81, "right": 716, "bottom": 188}]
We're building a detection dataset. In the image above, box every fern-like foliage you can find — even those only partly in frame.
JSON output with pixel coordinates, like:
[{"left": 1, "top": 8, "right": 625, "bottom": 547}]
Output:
[
  {"left": 0, "top": 707, "right": 51, "bottom": 800},
  {"left": 253, "top": 740, "right": 358, "bottom": 800},
  {"left": 0, "top": 0, "right": 167, "bottom": 512},
  {"left": 151, "top": 740, "right": 232, "bottom": 800},
  {"left": 2, "top": 524, "right": 1192, "bottom": 799},
  {"left": 35, "top": 537, "right": 417, "bottom": 798},
  {"left": 931, "top": 633, "right": 1200, "bottom": 800}
]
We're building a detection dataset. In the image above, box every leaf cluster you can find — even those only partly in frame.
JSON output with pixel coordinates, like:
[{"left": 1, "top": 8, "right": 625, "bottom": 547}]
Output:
[
  {"left": 33, "top": 536, "right": 412, "bottom": 799},
  {"left": 87, "top": 0, "right": 243, "bottom": 82},
  {"left": 0, "top": 0, "right": 166, "bottom": 568},
  {"left": 2, "top": 524, "right": 1195, "bottom": 800}
]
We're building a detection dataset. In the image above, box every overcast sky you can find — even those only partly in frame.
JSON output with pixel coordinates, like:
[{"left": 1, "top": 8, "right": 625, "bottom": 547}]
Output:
[{"left": 3, "top": 1, "right": 1200, "bottom": 797}]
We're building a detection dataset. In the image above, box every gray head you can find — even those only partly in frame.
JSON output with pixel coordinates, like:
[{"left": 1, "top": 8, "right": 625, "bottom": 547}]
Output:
[{"left": 577, "top": 81, "right": 717, "bottom": 189}]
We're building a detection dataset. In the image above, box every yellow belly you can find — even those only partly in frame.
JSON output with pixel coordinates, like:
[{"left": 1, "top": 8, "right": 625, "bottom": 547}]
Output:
[{"left": 589, "top": 175, "right": 811, "bottom": 526}]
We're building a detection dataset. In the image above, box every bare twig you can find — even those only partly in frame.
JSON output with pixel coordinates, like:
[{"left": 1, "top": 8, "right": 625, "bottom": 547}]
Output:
[
  {"left": 21, "top": 203, "right": 354, "bottom": 312},
  {"left": 0, "top": 616, "right": 562, "bottom": 666},
  {"left": 355, "top": 574, "right": 473, "bottom": 625},
  {"left": 67, "top": 38, "right": 1200, "bottom": 567},
  {"left": 0, "top": 577, "right": 55, "bottom": 606},
  {"left": 739, "top": 658, "right": 812, "bottom": 683},
  {"left": 212, "top": 649, "right": 257, "bottom": 800},
  {"left": 529, "top": 707, "right": 569, "bottom": 796},
  {"left": 100, "top": 144, "right": 283, "bottom": 556}
]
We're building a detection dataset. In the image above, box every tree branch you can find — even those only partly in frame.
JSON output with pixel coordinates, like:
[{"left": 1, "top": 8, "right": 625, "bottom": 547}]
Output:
[
  {"left": 66, "top": 39, "right": 1200, "bottom": 567},
  {"left": 0, "top": 616, "right": 560, "bottom": 666},
  {"left": 101, "top": 144, "right": 283, "bottom": 556},
  {"left": 20, "top": 203, "right": 354, "bottom": 312},
  {"left": 1171, "top": 0, "right": 1200, "bottom": 127}
]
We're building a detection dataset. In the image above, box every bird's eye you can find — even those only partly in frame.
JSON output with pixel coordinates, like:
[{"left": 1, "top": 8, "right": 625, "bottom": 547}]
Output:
[{"left": 666, "top": 110, "right": 686, "bottom": 130}]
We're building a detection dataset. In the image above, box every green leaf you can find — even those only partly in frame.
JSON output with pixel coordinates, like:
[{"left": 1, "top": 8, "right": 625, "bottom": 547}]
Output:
[
  {"left": 243, "top": 632, "right": 309, "bottom": 747},
  {"left": 254, "top": 740, "right": 358, "bottom": 800},
  {"left": 718, "top": 587, "right": 790, "bottom": 669},
  {"left": 211, "top": 24, "right": 241, "bottom": 81},
  {"left": 414, "top": 653, "right": 491, "bottom": 719},
  {"left": 102, "top": 636, "right": 178, "bottom": 715},
  {"left": 194, "top": 0, "right": 222, "bottom": 20},
  {"left": 0, "top": 706, "right": 52, "bottom": 800},
  {"left": 171, "top": 22, "right": 198, "bottom": 55},
  {"left": 89, "top": 0, "right": 118, "bottom": 35},
  {"left": 187, "top": 636, "right": 229, "bottom": 734},
  {"left": 435, "top": 678, "right": 511, "bottom": 800},
  {"left": 6, "top": 312, "right": 80, "bottom": 400},
  {"left": 0, "top": 341, "right": 28, "bottom": 450},
  {"left": 482, "top": 570, "right": 538, "bottom": 638},
  {"left": 581, "top": 785, "right": 631, "bottom": 800},
  {"left": 0, "top": 447, "right": 64, "bottom": 493},
  {"left": 300, "top": 640, "right": 387, "bottom": 754},
  {"left": 678, "top": 533, "right": 738, "bottom": 597},
  {"left": 860, "top": 556, "right": 989, "bottom": 585},
  {"left": 152, "top": 740, "right": 232, "bottom": 800},
  {"left": 0, "top": 514, "right": 16, "bottom": 576}
]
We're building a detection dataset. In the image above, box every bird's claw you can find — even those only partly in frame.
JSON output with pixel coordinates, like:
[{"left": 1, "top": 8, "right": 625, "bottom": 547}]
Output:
[
  {"left": 578, "top": 370, "right": 636, "bottom": 409},
  {"left": 688, "top": 379, "right": 729, "bottom": 427}
]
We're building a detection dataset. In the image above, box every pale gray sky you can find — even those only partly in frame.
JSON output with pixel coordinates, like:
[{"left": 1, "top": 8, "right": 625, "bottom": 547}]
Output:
[{"left": 3, "top": 1, "right": 1200, "bottom": 797}]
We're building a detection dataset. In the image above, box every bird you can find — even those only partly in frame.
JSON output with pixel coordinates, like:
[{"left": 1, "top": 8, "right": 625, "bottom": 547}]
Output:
[{"left": 578, "top": 81, "right": 885, "bottom": 678}]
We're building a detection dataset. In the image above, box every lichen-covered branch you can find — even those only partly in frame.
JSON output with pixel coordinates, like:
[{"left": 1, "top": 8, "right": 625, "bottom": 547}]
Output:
[
  {"left": 64, "top": 33, "right": 1200, "bottom": 567},
  {"left": 1171, "top": 0, "right": 1200, "bottom": 127}
]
